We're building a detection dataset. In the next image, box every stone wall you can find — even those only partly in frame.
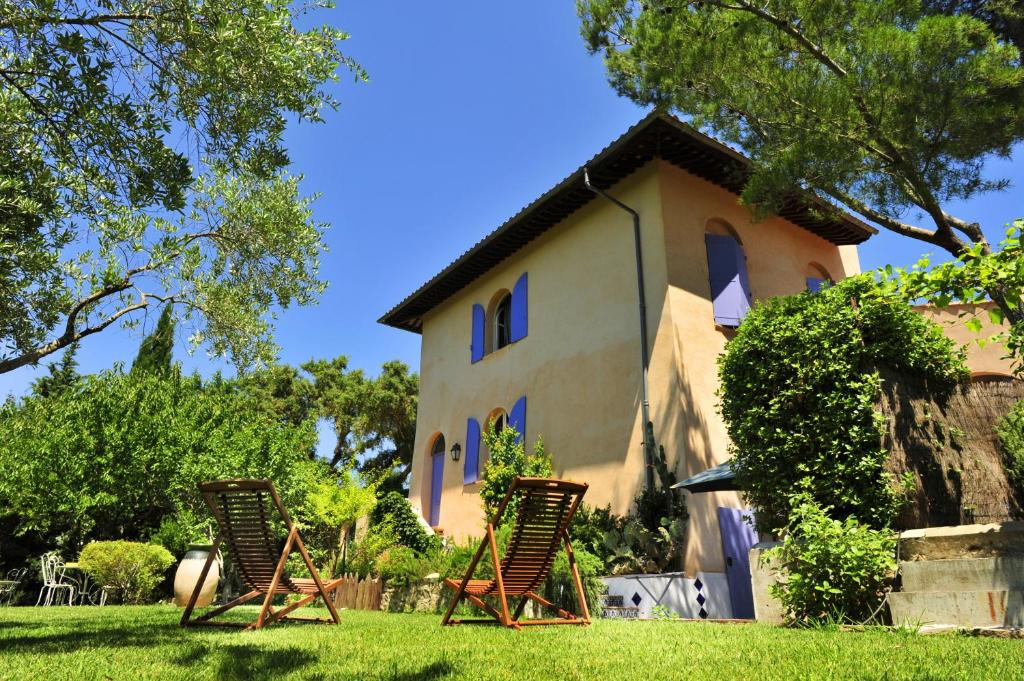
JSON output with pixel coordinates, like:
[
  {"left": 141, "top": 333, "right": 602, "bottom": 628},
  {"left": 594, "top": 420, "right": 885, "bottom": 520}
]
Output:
[{"left": 878, "top": 370, "right": 1024, "bottom": 529}]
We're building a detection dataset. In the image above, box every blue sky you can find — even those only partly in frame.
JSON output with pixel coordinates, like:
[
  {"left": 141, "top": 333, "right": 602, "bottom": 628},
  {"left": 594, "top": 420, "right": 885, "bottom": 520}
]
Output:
[{"left": 2, "top": 1, "right": 1022, "bottom": 403}]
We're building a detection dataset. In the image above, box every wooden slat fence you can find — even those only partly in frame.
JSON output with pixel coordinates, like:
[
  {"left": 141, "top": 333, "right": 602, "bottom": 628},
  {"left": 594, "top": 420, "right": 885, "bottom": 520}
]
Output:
[{"left": 332, "top": 573, "right": 382, "bottom": 611}]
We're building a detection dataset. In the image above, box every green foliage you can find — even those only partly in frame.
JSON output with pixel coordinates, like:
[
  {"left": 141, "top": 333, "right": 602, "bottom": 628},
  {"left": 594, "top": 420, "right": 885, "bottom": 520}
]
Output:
[
  {"left": 376, "top": 546, "right": 428, "bottom": 588},
  {"left": 30, "top": 343, "right": 80, "bottom": 398},
  {"left": 718, "top": 275, "right": 968, "bottom": 533},
  {"left": 0, "top": 0, "right": 366, "bottom": 374},
  {"left": 348, "top": 521, "right": 400, "bottom": 580},
  {"left": 232, "top": 357, "right": 419, "bottom": 486},
  {"left": 0, "top": 368, "right": 325, "bottom": 550},
  {"left": 767, "top": 495, "right": 896, "bottom": 625},
  {"left": 371, "top": 492, "right": 440, "bottom": 555},
  {"left": 579, "top": 1, "right": 1023, "bottom": 301},
  {"left": 890, "top": 220, "right": 1024, "bottom": 370},
  {"left": 131, "top": 307, "right": 176, "bottom": 377},
  {"left": 543, "top": 548, "right": 606, "bottom": 616},
  {"left": 480, "top": 426, "right": 554, "bottom": 523},
  {"left": 997, "top": 399, "right": 1024, "bottom": 494},
  {"left": 303, "top": 469, "right": 379, "bottom": 578},
  {"left": 602, "top": 515, "right": 687, "bottom": 575},
  {"left": 77, "top": 541, "right": 174, "bottom": 605},
  {"left": 569, "top": 504, "right": 619, "bottom": 566}
]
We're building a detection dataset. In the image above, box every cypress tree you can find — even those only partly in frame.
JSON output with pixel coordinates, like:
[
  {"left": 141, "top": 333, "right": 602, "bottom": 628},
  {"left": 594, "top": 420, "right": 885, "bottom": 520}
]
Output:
[{"left": 132, "top": 306, "right": 176, "bottom": 376}]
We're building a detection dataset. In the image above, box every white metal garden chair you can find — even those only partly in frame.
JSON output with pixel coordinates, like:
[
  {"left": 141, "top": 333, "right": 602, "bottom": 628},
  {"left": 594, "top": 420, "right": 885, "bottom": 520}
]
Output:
[
  {"left": 0, "top": 568, "right": 27, "bottom": 606},
  {"left": 35, "top": 553, "right": 76, "bottom": 606}
]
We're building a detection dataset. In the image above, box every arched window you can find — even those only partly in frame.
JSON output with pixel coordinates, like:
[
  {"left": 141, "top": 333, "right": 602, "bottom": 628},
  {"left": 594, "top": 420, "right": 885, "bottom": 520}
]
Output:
[
  {"left": 489, "top": 409, "right": 509, "bottom": 437},
  {"left": 493, "top": 293, "right": 512, "bottom": 351},
  {"left": 805, "top": 263, "right": 833, "bottom": 292},
  {"left": 481, "top": 408, "right": 509, "bottom": 472},
  {"left": 704, "top": 220, "right": 752, "bottom": 327}
]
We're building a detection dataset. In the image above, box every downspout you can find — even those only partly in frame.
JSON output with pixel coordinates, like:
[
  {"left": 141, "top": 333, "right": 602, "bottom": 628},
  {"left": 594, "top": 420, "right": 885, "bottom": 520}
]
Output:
[{"left": 583, "top": 167, "right": 656, "bottom": 493}]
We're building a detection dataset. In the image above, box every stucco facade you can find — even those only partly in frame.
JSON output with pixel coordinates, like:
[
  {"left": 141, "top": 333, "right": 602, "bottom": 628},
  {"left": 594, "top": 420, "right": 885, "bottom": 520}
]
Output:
[{"left": 400, "top": 157, "right": 861, "bottom": 576}]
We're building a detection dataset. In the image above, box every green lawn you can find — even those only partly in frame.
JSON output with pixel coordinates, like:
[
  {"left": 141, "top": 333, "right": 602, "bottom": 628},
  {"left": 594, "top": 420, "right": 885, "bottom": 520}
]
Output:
[{"left": 0, "top": 606, "right": 1021, "bottom": 680}]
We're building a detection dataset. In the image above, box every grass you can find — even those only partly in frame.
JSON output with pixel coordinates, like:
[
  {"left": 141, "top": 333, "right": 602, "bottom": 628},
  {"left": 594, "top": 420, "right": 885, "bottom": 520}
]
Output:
[{"left": 0, "top": 606, "right": 1022, "bottom": 680}]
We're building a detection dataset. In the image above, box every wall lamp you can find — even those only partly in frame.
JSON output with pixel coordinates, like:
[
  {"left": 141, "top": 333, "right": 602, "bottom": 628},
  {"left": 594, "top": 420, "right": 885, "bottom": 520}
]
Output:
[{"left": 449, "top": 442, "right": 461, "bottom": 462}]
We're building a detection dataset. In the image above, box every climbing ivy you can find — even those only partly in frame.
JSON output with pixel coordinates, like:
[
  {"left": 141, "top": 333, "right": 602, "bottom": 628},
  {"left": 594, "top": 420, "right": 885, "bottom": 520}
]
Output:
[{"left": 718, "top": 275, "right": 968, "bottom": 534}]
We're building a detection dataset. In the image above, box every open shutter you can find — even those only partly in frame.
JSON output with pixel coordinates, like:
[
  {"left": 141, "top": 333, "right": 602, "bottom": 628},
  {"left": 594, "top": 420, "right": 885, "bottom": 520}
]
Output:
[
  {"left": 464, "top": 417, "right": 481, "bottom": 484},
  {"left": 510, "top": 272, "right": 528, "bottom": 342},
  {"left": 509, "top": 395, "right": 527, "bottom": 446},
  {"left": 705, "top": 234, "right": 752, "bottom": 327},
  {"left": 806, "top": 277, "right": 824, "bottom": 293},
  {"left": 471, "top": 304, "right": 485, "bottom": 363}
]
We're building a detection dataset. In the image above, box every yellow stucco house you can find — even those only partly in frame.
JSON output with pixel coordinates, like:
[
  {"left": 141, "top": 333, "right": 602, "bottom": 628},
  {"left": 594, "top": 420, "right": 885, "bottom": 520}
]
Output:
[{"left": 379, "top": 111, "right": 880, "bottom": 586}]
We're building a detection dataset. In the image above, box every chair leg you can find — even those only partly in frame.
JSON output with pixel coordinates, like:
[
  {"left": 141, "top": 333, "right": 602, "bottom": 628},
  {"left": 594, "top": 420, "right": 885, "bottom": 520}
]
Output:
[
  {"left": 180, "top": 534, "right": 223, "bottom": 627},
  {"left": 563, "top": 532, "right": 591, "bottom": 624},
  {"left": 293, "top": 533, "right": 342, "bottom": 625},
  {"left": 252, "top": 528, "right": 296, "bottom": 630},
  {"left": 441, "top": 531, "right": 491, "bottom": 626},
  {"left": 35, "top": 586, "right": 46, "bottom": 607},
  {"left": 485, "top": 525, "right": 514, "bottom": 629}
]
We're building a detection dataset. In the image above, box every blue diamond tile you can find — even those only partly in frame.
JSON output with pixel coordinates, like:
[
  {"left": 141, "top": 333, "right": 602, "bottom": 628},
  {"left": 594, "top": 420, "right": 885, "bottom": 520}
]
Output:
[
  {"left": 694, "top": 578, "right": 703, "bottom": 591},
  {"left": 699, "top": 608, "right": 708, "bottom": 619},
  {"left": 696, "top": 593, "right": 706, "bottom": 606},
  {"left": 631, "top": 592, "right": 642, "bottom": 606}
]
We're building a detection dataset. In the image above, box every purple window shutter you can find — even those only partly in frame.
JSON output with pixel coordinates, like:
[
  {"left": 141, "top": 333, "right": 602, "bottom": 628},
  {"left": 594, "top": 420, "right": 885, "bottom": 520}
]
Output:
[
  {"left": 464, "top": 417, "right": 481, "bottom": 484},
  {"left": 705, "top": 233, "right": 752, "bottom": 327},
  {"left": 509, "top": 395, "right": 527, "bottom": 446},
  {"left": 806, "top": 277, "right": 824, "bottom": 293},
  {"left": 471, "top": 304, "right": 485, "bottom": 363},
  {"left": 510, "top": 272, "right": 528, "bottom": 342}
]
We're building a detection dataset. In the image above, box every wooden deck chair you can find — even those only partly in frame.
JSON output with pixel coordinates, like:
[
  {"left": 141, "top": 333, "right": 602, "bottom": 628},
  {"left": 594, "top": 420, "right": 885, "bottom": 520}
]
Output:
[
  {"left": 180, "top": 479, "right": 343, "bottom": 630},
  {"left": 442, "top": 477, "right": 591, "bottom": 630}
]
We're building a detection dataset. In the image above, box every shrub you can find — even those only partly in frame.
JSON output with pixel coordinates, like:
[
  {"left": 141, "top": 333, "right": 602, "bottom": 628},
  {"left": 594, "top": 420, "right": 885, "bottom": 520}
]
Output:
[
  {"left": 543, "top": 547, "right": 605, "bottom": 616},
  {"left": 997, "top": 400, "right": 1024, "bottom": 494},
  {"left": 480, "top": 425, "right": 554, "bottom": 523},
  {"left": 348, "top": 520, "right": 400, "bottom": 579},
  {"left": 768, "top": 495, "right": 896, "bottom": 625},
  {"left": 78, "top": 541, "right": 174, "bottom": 604},
  {"left": 371, "top": 492, "right": 440, "bottom": 554},
  {"left": 719, "top": 275, "right": 967, "bottom": 533}
]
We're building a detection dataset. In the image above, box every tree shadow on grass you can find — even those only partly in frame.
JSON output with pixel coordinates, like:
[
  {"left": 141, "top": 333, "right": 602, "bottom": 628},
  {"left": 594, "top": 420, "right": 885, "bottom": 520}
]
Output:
[
  {"left": 375, "top": 660, "right": 457, "bottom": 681},
  {"left": 171, "top": 642, "right": 316, "bottom": 680},
  {"left": 0, "top": 618, "right": 238, "bottom": 655}
]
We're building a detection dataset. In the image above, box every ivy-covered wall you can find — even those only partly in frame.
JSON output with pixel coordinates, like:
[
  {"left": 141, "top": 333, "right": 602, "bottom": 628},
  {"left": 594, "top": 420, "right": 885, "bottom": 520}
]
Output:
[{"left": 880, "top": 369, "right": 1024, "bottom": 528}]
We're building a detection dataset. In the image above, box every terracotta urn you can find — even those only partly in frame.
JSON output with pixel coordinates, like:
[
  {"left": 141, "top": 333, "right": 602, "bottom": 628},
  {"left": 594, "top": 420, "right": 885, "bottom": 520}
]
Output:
[{"left": 172, "top": 544, "right": 219, "bottom": 608}]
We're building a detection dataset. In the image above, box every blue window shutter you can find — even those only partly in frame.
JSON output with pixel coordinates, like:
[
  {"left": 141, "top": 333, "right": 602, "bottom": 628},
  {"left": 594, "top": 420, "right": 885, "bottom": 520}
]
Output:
[
  {"left": 509, "top": 395, "right": 527, "bottom": 446},
  {"left": 705, "top": 234, "right": 752, "bottom": 327},
  {"left": 464, "top": 418, "right": 481, "bottom": 484},
  {"left": 471, "top": 304, "right": 485, "bottom": 363},
  {"left": 806, "top": 277, "right": 824, "bottom": 293},
  {"left": 511, "top": 272, "right": 528, "bottom": 342}
]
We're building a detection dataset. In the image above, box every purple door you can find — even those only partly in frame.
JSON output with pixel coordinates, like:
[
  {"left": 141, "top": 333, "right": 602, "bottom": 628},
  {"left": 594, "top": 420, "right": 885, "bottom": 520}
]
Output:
[
  {"left": 718, "top": 507, "right": 758, "bottom": 619},
  {"left": 429, "top": 452, "right": 444, "bottom": 527}
]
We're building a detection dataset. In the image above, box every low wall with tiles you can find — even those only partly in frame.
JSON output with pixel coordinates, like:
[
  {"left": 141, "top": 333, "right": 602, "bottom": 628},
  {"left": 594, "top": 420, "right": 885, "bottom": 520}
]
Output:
[{"left": 601, "top": 571, "right": 731, "bottom": 619}]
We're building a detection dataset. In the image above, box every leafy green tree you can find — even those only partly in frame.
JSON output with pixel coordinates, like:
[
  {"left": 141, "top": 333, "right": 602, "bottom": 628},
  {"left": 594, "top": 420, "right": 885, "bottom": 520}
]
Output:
[
  {"left": 231, "top": 357, "right": 419, "bottom": 488},
  {"left": 480, "top": 426, "right": 554, "bottom": 524},
  {"left": 29, "top": 343, "right": 80, "bottom": 398},
  {"left": 0, "top": 0, "right": 365, "bottom": 374},
  {"left": 890, "top": 220, "right": 1024, "bottom": 369},
  {"left": 579, "top": 0, "right": 1024, "bottom": 320},
  {"left": 303, "top": 469, "right": 379, "bottom": 577},
  {"left": 0, "top": 368, "right": 325, "bottom": 551},
  {"left": 718, "top": 276, "right": 967, "bottom": 533},
  {"left": 347, "top": 361, "right": 419, "bottom": 494},
  {"left": 131, "top": 306, "right": 175, "bottom": 376}
]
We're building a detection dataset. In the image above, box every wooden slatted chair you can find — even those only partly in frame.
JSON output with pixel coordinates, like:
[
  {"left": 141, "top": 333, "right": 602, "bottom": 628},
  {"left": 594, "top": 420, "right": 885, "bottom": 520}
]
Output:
[
  {"left": 180, "top": 479, "right": 343, "bottom": 630},
  {"left": 441, "top": 477, "right": 591, "bottom": 630}
]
